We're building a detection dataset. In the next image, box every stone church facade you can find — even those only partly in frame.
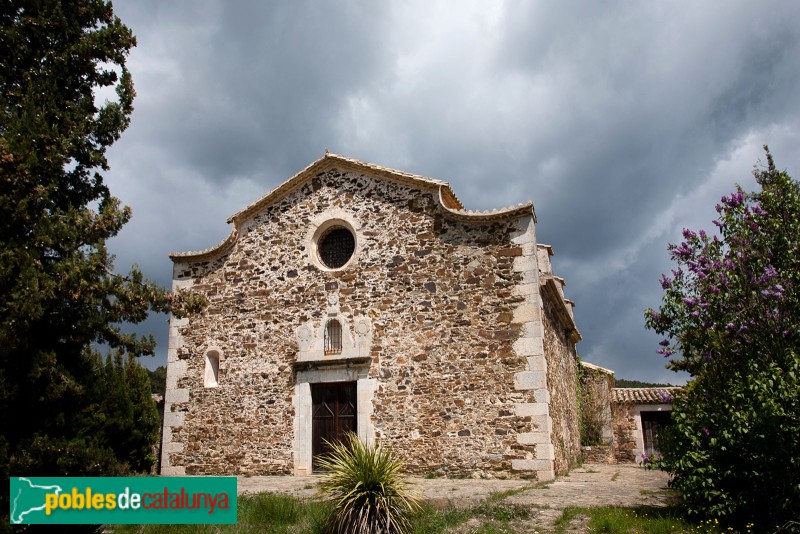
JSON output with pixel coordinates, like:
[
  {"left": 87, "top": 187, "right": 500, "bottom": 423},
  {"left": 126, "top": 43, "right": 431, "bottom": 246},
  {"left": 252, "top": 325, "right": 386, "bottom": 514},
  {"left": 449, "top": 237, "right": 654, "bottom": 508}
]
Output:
[{"left": 161, "top": 153, "right": 582, "bottom": 481}]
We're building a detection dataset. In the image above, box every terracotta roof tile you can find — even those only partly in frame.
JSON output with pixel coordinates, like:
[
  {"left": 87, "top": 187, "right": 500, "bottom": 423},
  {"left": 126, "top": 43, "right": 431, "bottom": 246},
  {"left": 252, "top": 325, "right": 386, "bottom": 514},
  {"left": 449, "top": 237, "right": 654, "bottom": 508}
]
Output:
[{"left": 611, "top": 387, "right": 681, "bottom": 404}]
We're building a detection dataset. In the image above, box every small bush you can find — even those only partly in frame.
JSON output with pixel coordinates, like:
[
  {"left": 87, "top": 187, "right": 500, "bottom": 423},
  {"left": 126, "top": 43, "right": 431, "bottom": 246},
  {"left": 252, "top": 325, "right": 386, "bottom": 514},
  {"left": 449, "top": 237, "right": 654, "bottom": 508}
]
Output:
[{"left": 317, "top": 432, "right": 420, "bottom": 534}]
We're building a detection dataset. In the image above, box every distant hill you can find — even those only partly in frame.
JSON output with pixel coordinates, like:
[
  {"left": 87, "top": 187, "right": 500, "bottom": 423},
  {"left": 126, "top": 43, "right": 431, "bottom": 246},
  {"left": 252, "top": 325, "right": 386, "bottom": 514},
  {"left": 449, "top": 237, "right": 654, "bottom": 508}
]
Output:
[{"left": 615, "top": 378, "right": 676, "bottom": 388}]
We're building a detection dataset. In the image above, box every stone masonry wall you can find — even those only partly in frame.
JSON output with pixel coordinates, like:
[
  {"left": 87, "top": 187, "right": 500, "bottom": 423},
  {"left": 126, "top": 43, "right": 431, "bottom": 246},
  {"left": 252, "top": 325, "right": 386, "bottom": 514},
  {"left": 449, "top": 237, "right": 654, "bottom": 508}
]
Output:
[
  {"left": 541, "top": 296, "right": 581, "bottom": 474},
  {"left": 612, "top": 403, "right": 637, "bottom": 463},
  {"left": 163, "top": 168, "right": 550, "bottom": 477}
]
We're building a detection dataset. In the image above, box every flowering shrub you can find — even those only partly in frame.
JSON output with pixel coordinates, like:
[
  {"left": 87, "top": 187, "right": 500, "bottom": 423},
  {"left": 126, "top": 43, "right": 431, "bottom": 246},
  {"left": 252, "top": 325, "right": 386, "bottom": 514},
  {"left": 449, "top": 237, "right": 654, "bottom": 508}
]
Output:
[{"left": 645, "top": 148, "right": 800, "bottom": 529}]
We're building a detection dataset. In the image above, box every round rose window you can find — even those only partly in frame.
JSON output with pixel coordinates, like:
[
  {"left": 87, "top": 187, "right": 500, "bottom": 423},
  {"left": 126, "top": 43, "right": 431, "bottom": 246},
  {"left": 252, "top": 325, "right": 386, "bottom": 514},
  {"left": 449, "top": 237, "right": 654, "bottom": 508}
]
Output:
[{"left": 317, "top": 226, "right": 355, "bottom": 269}]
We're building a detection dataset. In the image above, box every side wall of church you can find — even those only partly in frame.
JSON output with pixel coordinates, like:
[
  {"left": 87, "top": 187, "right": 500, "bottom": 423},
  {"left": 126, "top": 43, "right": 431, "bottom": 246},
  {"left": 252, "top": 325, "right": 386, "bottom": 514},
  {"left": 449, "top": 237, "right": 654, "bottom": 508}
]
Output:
[
  {"left": 161, "top": 168, "right": 555, "bottom": 478},
  {"left": 542, "top": 297, "right": 581, "bottom": 473}
]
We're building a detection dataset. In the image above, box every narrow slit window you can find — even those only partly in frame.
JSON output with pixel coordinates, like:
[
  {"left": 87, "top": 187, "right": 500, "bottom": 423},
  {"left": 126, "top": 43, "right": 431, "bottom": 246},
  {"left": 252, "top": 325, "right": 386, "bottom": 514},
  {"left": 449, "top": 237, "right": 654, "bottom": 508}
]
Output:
[
  {"left": 204, "top": 350, "right": 220, "bottom": 388},
  {"left": 324, "top": 320, "right": 343, "bottom": 355}
]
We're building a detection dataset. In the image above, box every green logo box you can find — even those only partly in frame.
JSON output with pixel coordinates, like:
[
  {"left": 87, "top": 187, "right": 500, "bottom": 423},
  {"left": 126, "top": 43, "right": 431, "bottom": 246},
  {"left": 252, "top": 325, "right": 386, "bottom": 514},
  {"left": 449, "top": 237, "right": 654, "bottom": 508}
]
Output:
[{"left": 9, "top": 476, "right": 237, "bottom": 525}]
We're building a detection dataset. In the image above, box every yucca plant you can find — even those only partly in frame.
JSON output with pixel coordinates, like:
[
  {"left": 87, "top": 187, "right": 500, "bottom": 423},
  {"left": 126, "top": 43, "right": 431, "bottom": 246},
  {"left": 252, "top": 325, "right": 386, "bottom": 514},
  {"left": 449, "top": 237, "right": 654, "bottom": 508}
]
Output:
[{"left": 317, "top": 432, "right": 420, "bottom": 534}]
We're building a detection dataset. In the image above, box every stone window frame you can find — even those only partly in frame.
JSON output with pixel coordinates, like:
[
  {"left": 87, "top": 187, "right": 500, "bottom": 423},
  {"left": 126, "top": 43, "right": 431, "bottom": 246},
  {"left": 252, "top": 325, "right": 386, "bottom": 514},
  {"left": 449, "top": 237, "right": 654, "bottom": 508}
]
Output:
[
  {"left": 204, "top": 347, "right": 222, "bottom": 388},
  {"left": 306, "top": 210, "right": 362, "bottom": 272},
  {"left": 324, "top": 319, "right": 343, "bottom": 355}
]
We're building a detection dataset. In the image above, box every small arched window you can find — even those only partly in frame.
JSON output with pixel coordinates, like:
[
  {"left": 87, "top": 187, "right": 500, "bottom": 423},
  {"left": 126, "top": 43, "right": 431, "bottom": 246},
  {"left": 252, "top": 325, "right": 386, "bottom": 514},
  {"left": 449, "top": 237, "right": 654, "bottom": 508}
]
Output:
[
  {"left": 204, "top": 350, "right": 220, "bottom": 388},
  {"left": 324, "top": 319, "right": 343, "bottom": 355}
]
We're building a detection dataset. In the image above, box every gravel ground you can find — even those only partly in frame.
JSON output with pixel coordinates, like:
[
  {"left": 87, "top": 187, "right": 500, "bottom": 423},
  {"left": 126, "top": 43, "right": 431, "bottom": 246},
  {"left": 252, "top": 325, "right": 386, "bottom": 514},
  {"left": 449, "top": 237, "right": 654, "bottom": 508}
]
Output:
[{"left": 236, "top": 463, "right": 674, "bottom": 532}]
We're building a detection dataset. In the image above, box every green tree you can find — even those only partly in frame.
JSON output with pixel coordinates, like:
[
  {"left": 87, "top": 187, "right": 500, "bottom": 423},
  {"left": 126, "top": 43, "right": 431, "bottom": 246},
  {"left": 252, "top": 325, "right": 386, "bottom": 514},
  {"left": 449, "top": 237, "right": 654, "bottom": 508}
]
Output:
[
  {"left": 0, "top": 0, "right": 201, "bottom": 518},
  {"left": 147, "top": 365, "right": 167, "bottom": 397},
  {"left": 645, "top": 148, "right": 800, "bottom": 529}
]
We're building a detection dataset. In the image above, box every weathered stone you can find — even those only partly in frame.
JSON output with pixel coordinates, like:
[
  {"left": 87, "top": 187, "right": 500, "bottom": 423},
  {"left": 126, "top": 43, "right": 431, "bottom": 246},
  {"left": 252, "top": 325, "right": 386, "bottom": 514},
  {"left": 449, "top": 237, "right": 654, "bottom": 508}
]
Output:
[{"left": 162, "top": 155, "right": 582, "bottom": 478}]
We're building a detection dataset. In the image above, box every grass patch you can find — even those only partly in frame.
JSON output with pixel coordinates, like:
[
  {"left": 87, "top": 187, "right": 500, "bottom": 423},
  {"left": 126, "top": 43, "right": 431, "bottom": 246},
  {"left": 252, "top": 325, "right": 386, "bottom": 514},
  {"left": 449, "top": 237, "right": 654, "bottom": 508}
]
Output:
[
  {"left": 486, "top": 486, "right": 531, "bottom": 502},
  {"left": 555, "top": 506, "right": 722, "bottom": 534},
  {"left": 409, "top": 503, "right": 472, "bottom": 533},
  {"left": 109, "top": 493, "right": 331, "bottom": 533},
  {"left": 610, "top": 470, "right": 620, "bottom": 481},
  {"left": 473, "top": 502, "right": 531, "bottom": 522},
  {"left": 110, "top": 494, "right": 723, "bottom": 534}
]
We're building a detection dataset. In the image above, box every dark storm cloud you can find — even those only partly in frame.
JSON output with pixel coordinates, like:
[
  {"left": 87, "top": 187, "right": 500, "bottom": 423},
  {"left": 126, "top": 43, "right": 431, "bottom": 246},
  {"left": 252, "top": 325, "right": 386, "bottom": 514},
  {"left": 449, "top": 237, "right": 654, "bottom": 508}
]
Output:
[
  {"left": 121, "top": 1, "right": 393, "bottom": 181},
  {"left": 105, "top": 1, "right": 800, "bottom": 377}
]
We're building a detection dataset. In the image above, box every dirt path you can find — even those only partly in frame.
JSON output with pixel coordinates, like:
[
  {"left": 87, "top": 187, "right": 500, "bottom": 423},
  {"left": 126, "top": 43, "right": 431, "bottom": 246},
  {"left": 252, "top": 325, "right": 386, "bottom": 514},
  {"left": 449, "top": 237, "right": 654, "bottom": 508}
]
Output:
[{"left": 237, "top": 463, "right": 674, "bottom": 532}]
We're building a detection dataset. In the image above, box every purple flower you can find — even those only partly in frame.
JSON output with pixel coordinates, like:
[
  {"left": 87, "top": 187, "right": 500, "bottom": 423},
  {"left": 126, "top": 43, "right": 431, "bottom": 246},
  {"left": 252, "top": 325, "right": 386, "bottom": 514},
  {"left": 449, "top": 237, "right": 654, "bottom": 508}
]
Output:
[
  {"left": 752, "top": 204, "right": 766, "bottom": 216},
  {"left": 761, "top": 286, "right": 785, "bottom": 299},
  {"left": 659, "top": 274, "right": 672, "bottom": 289},
  {"left": 682, "top": 297, "right": 698, "bottom": 308},
  {"left": 722, "top": 191, "right": 744, "bottom": 207},
  {"left": 672, "top": 242, "right": 694, "bottom": 258},
  {"left": 702, "top": 428, "right": 711, "bottom": 436},
  {"left": 659, "top": 339, "right": 670, "bottom": 347},
  {"left": 682, "top": 228, "right": 697, "bottom": 240}
]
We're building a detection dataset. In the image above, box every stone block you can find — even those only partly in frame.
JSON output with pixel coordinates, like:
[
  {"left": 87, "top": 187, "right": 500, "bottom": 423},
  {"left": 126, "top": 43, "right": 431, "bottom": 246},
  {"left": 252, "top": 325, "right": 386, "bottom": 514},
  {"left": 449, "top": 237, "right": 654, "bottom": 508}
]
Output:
[
  {"left": 512, "top": 459, "right": 552, "bottom": 471},
  {"left": 535, "top": 443, "right": 555, "bottom": 459},
  {"left": 521, "top": 321, "right": 544, "bottom": 339},
  {"left": 517, "top": 432, "right": 550, "bottom": 445},
  {"left": 515, "top": 402, "right": 549, "bottom": 416},
  {"left": 513, "top": 255, "right": 537, "bottom": 273},
  {"left": 163, "top": 411, "right": 185, "bottom": 428},
  {"left": 514, "top": 371, "right": 546, "bottom": 391},
  {"left": 510, "top": 217, "right": 534, "bottom": 244},
  {"left": 512, "top": 304, "right": 539, "bottom": 323},
  {"left": 531, "top": 415, "right": 552, "bottom": 432},
  {"left": 167, "top": 335, "right": 184, "bottom": 350},
  {"left": 513, "top": 338, "right": 544, "bottom": 358},
  {"left": 536, "top": 469, "right": 555, "bottom": 481},
  {"left": 165, "top": 388, "right": 189, "bottom": 405},
  {"left": 517, "top": 269, "right": 540, "bottom": 284},
  {"left": 534, "top": 389, "right": 550, "bottom": 403},
  {"left": 164, "top": 441, "right": 184, "bottom": 454},
  {"left": 521, "top": 242, "right": 536, "bottom": 257},
  {"left": 166, "top": 361, "right": 187, "bottom": 389},
  {"left": 526, "top": 355, "right": 547, "bottom": 371}
]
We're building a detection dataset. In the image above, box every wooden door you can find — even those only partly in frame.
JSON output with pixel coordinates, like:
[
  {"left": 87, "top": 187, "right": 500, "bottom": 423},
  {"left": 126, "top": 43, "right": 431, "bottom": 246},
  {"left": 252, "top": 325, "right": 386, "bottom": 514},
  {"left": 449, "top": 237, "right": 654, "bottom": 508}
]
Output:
[
  {"left": 641, "top": 411, "right": 672, "bottom": 456},
  {"left": 311, "top": 382, "right": 357, "bottom": 471}
]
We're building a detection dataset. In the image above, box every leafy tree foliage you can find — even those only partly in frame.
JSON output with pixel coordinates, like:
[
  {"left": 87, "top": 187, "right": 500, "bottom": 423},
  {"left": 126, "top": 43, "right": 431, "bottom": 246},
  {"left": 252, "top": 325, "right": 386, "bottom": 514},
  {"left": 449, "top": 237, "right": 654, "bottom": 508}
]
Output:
[
  {"left": 0, "top": 0, "right": 202, "bottom": 517},
  {"left": 614, "top": 378, "right": 675, "bottom": 388},
  {"left": 645, "top": 148, "right": 800, "bottom": 529},
  {"left": 147, "top": 365, "right": 167, "bottom": 397}
]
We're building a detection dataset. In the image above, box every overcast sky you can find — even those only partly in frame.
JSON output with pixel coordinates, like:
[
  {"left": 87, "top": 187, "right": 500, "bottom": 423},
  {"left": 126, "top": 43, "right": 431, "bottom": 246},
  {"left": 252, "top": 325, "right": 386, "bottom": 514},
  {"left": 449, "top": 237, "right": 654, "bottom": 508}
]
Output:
[{"left": 105, "top": 0, "right": 800, "bottom": 383}]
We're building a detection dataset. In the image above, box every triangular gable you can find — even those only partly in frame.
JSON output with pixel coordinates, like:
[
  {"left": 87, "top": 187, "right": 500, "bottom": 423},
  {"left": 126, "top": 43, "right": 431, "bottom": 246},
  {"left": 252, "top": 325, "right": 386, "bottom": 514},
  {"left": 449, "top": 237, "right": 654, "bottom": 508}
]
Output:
[{"left": 170, "top": 152, "right": 535, "bottom": 262}]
